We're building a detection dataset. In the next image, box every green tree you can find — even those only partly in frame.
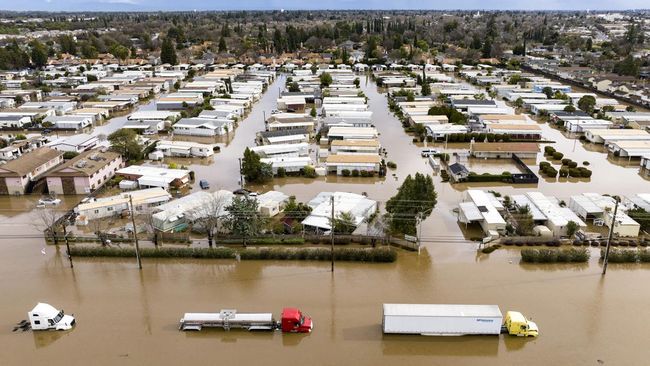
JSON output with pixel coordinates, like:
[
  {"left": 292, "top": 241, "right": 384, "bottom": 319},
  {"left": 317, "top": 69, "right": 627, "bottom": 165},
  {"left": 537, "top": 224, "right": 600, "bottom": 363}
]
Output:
[
  {"left": 224, "top": 196, "right": 266, "bottom": 246},
  {"left": 613, "top": 55, "right": 641, "bottom": 77},
  {"left": 242, "top": 148, "right": 272, "bottom": 183},
  {"left": 566, "top": 221, "right": 579, "bottom": 237},
  {"left": 218, "top": 36, "right": 227, "bottom": 52},
  {"left": 29, "top": 40, "right": 48, "bottom": 68},
  {"left": 563, "top": 105, "right": 576, "bottom": 112},
  {"left": 58, "top": 35, "right": 76, "bottom": 55},
  {"left": 514, "top": 205, "right": 534, "bottom": 236},
  {"left": 319, "top": 72, "right": 333, "bottom": 87},
  {"left": 287, "top": 81, "right": 300, "bottom": 92},
  {"left": 108, "top": 129, "right": 143, "bottom": 162},
  {"left": 577, "top": 95, "right": 596, "bottom": 114},
  {"left": 80, "top": 42, "right": 98, "bottom": 59},
  {"left": 331, "top": 211, "right": 356, "bottom": 234},
  {"left": 310, "top": 106, "right": 317, "bottom": 118},
  {"left": 160, "top": 37, "right": 178, "bottom": 65},
  {"left": 283, "top": 197, "right": 312, "bottom": 221},
  {"left": 385, "top": 173, "right": 437, "bottom": 235},
  {"left": 541, "top": 87, "right": 554, "bottom": 99},
  {"left": 110, "top": 44, "right": 130, "bottom": 61},
  {"left": 353, "top": 78, "right": 360, "bottom": 88}
]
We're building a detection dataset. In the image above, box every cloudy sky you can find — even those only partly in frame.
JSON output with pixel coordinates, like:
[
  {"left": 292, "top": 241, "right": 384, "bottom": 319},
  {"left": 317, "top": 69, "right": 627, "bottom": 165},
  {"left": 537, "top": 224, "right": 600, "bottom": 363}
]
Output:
[{"left": 1, "top": 0, "right": 647, "bottom": 12}]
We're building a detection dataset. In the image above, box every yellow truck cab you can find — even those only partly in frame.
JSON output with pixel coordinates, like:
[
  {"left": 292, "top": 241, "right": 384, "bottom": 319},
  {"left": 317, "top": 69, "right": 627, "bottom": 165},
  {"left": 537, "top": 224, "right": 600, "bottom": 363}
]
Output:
[{"left": 504, "top": 311, "right": 539, "bottom": 337}]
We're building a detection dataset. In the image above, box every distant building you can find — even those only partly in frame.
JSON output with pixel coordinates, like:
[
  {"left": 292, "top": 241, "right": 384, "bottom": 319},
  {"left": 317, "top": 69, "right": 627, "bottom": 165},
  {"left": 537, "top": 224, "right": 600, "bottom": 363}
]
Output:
[{"left": 0, "top": 147, "right": 64, "bottom": 195}]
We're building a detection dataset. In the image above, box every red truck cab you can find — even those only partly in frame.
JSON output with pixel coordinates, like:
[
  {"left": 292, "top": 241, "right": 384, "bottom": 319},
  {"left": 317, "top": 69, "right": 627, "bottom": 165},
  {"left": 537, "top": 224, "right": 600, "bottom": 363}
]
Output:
[{"left": 280, "top": 308, "right": 313, "bottom": 333}]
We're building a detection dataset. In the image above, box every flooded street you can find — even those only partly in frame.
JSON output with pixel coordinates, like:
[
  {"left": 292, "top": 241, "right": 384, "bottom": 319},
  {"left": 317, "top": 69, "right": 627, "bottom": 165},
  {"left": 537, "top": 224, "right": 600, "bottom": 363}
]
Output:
[
  {"left": 3, "top": 238, "right": 650, "bottom": 365},
  {"left": 1, "top": 73, "right": 650, "bottom": 365}
]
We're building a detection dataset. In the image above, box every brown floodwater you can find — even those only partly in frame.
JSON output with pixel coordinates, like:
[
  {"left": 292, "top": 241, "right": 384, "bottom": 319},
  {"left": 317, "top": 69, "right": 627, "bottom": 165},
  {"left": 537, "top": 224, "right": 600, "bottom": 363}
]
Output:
[{"left": 1, "top": 73, "right": 650, "bottom": 365}]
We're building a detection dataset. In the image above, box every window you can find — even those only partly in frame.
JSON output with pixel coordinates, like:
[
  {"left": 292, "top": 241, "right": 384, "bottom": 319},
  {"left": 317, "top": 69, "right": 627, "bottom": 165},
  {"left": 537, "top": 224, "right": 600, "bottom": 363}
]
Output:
[
  {"left": 107, "top": 207, "right": 113, "bottom": 211},
  {"left": 34, "top": 320, "right": 40, "bottom": 325}
]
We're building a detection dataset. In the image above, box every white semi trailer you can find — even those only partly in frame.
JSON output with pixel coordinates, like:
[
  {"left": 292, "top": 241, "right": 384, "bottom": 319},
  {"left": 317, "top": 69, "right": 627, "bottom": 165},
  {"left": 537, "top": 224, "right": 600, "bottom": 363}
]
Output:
[{"left": 382, "top": 304, "right": 538, "bottom": 337}]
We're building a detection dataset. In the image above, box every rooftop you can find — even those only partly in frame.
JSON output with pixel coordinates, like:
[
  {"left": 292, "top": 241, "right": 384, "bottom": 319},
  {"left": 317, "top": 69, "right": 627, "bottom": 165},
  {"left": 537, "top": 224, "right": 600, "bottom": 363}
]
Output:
[{"left": 0, "top": 147, "right": 62, "bottom": 176}]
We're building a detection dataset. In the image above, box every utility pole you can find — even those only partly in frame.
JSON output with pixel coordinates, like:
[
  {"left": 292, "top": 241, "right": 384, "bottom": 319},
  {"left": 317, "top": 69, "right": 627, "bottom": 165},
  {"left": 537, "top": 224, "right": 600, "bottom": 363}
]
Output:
[
  {"left": 330, "top": 195, "right": 335, "bottom": 272},
  {"left": 129, "top": 195, "right": 142, "bottom": 270},
  {"left": 417, "top": 213, "right": 423, "bottom": 255},
  {"left": 238, "top": 158, "right": 244, "bottom": 188},
  {"left": 63, "top": 221, "right": 73, "bottom": 268},
  {"left": 602, "top": 198, "right": 619, "bottom": 275}
]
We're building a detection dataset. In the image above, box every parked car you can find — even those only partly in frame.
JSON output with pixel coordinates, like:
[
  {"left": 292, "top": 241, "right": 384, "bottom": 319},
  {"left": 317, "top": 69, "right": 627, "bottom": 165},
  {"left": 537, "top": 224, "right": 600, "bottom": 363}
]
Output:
[
  {"left": 421, "top": 149, "right": 439, "bottom": 157},
  {"left": 199, "top": 180, "right": 210, "bottom": 189},
  {"left": 142, "top": 130, "right": 156, "bottom": 135}
]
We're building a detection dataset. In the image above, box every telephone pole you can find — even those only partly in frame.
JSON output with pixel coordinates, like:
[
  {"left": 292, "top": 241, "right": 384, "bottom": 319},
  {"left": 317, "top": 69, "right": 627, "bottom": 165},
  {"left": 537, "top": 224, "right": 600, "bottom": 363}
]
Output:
[
  {"left": 238, "top": 158, "right": 244, "bottom": 188},
  {"left": 602, "top": 198, "right": 619, "bottom": 275},
  {"left": 129, "top": 195, "right": 142, "bottom": 269},
  {"left": 330, "top": 195, "right": 335, "bottom": 272},
  {"left": 63, "top": 221, "right": 73, "bottom": 268}
]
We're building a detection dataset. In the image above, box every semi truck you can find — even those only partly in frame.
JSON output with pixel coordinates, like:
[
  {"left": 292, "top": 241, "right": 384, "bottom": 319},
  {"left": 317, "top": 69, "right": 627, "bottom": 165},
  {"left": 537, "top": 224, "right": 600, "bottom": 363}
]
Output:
[
  {"left": 382, "top": 304, "right": 538, "bottom": 337},
  {"left": 179, "top": 307, "right": 313, "bottom": 333},
  {"left": 28, "top": 303, "right": 76, "bottom": 331}
]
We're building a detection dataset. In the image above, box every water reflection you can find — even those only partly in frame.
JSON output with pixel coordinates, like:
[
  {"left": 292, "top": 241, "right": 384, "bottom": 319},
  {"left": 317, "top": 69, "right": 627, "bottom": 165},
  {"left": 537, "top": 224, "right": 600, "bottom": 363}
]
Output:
[
  {"left": 32, "top": 329, "right": 70, "bottom": 348},
  {"left": 381, "top": 334, "right": 500, "bottom": 356}
]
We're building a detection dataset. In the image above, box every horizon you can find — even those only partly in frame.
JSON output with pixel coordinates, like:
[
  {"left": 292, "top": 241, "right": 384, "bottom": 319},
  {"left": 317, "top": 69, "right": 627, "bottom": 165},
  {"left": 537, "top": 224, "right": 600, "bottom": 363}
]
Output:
[{"left": 1, "top": 1, "right": 649, "bottom": 13}]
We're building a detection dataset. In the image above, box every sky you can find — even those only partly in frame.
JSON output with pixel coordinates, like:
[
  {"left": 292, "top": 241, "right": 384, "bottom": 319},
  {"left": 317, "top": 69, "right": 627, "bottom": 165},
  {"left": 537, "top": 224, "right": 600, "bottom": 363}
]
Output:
[{"left": 0, "top": 0, "right": 647, "bottom": 12}]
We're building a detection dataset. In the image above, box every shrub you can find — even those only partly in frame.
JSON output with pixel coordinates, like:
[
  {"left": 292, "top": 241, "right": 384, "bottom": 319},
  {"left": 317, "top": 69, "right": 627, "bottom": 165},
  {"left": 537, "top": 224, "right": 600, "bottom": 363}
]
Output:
[
  {"left": 639, "top": 249, "right": 650, "bottom": 262},
  {"left": 583, "top": 161, "right": 590, "bottom": 166},
  {"left": 559, "top": 167, "right": 569, "bottom": 177},
  {"left": 277, "top": 167, "right": 286, "bottom": 177},
  {"left": 359, "top": 170, "right": 369, "bottom": 177},
  {"left": 387, "top": 161, "right": 397, "bottom": 169},
  {"left": 303, "top": 166, "right": 317, "bottom": 178},
  {"left": 341, "top": 169, "right": 350, "bottom": 177},
  {"left": 539, "top": 161, "right": 551, "bottom": 170},
  {"left": 561, "top": 158, "right": 571, "bottom": 165},
  {"left": 521, "top": 248, "right": 589, "bottom": 263},
  {"left": 70, "top": 245, "right": 397, "bottom": 262},
  {"left": 568, "top": 168, "right": 581, "bottom": 177},
  {"left": 552, "top": 152, "right": 564, "bottom": 160},
  {"left": 568, "top": 161, "right": 578, "bottom": 168},
  {"left": 412, "top": 138, "right": 419, "bottom": 143},
  {"left": 544, "top": 146, "right": 556, "bottom": 155},
  {"left": 351, "top": 169, "right": 360, "bottom": 177}
]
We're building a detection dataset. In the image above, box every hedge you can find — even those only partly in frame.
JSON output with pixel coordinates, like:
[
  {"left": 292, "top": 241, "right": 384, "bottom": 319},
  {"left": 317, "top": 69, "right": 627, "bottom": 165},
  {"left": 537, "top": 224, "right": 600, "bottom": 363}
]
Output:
[
  {"left": 69, "top": 246, "right": 398, "bottom": 263},
  {"left": 599, "top": 248, "right": 650, "bottom": 263},
  {"left": 521, "top": 248, "right": 590, "bottom": 263}
]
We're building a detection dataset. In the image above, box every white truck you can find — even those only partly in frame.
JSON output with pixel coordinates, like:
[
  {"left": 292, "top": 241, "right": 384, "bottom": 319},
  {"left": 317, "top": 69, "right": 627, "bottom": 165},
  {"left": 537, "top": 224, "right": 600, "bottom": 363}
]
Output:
[
  {"left": 382, "top": 304, "right": 538, "bottom": 337},
  {"left": 28, "top": 303, "right": 76, "bottom": 331}
]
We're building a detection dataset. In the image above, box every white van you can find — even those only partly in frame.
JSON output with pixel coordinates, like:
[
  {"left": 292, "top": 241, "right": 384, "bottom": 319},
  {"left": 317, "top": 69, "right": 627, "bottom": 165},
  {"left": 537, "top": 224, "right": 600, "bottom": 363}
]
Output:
[{"left": 421, "top": 149, "right": 439, "bottom": 157}]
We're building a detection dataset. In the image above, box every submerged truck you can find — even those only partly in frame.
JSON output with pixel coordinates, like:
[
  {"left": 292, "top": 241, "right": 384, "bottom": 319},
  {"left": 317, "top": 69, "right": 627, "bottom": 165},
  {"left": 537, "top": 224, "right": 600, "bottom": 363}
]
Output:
[
  {"left": 382, "top": 304, "right": 538, "bottom": 337},
  {"left": 28, "top": 303, "right": 76, "bottom": 331},
  {"left": 179, "top": 307, "right": 313, "bottom": 333}
]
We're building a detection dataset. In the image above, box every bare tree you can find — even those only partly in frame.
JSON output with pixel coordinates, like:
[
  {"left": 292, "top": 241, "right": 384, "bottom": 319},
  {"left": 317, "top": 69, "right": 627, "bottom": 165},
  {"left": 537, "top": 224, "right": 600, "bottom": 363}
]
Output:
[
  {"left": 139, "top": 212, "right": 160, "bottom": 246},
  {"left": 189, "top": 192, "right": 230, "bottom": 247},
  {"left": 33, "top": 209, "right": 64, "bottom": 244},
  {"left": 89, "top": 219, "right": 110, "bottom": 246}
]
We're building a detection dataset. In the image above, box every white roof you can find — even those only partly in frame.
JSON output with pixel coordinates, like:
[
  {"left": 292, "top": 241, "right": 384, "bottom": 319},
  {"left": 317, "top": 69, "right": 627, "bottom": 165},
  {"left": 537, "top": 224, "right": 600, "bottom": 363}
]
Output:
[
  {"left": 128, "top": 111, "right": 180, "bottom": 120},
  {"left": 302, "top": 192, "right": 377, "bottom": 230},
  {"left": 383, "top": 304, "right": 502, "bottom": 318}
]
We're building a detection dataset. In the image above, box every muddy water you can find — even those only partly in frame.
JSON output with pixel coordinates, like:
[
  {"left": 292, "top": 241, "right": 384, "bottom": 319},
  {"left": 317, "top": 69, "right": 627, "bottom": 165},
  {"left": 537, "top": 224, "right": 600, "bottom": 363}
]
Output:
[
  {"left": 1, "top": 74, "right": 650, "bottom": 365},
  {"left": 2, "top": 239, "right": 650, "bottom": 365}
]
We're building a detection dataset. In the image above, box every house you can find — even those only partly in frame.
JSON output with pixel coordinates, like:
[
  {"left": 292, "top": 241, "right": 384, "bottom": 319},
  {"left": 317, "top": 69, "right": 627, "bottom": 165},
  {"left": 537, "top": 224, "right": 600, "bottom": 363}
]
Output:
[
  {"left": 485, "top": 124, "right": 542, "bottom": 139},
  {"left": 512, "top": 192, "right": 586, "bottom": 237},
  {"left": 45, "top": 149, "right": 124, "bottom": 195},
  {"left": 266, "top": 116, "right": 317, "bottom": 133},
  {"left": 584, "top": 129, "right": 650, "bottom": 144},
  {"left": 409, "top": 115, "right": 448, "bottom": 126},
  {"left": 329, "top": 139, "right": 381, "bottom": 155},
  {"left": 43, "top": 115, "right": 93, "bottom": 130},
  {"left": 563, "top": 119, "right": 613, "bottom": 133},
  {"left": 425, "top": 124, "right": 469, "bottom": 139},
  {"left": 607, "top": 140, "right": 650, "bottom": 159},
  {"left": 116, "top": 165, "right": 191, "bottom": 190},
  {"left": 568, "top": 193, "right": 640, "bottom": 237},
  {"left": 470, "top": 142, "right": 539, "bottom": 159},
  {"left": 0, "top": 147, "right": 64, "bottom": 195},
  {"left": 256, "top": 190, "right": 290, "bottom": 217},
  {"left": 153, "top": 140, "right": 215, "bottom": 158},
  {"left": 258, "top": 129, "right": 310, "bottom": 145},
  {"left": 152, "top": 190, "right": 234, "bottom": 232},
  {"left": 74, "top": 188, "right": 172, "bottom": 221},
  {"left": 327, "top": 126, "right": 378, "bottom": 141},
  {"left": 448, "top": 163, "right": 470, "bottom": 182},
  {"left": 250, "top": 143, "right": 309, "bottom": 158},
  {"left": 47, "top": 134, "right": 99, "bottom": 153},
  {"left": 458, "top": 190, "right": 507, "bottom": 236},
  {"left": 301, "top": 192, "right": 377, "bottom": 232},
  {"left": 325, "top": 154, "right": 381, "bottom": 175},
  {"left": 0, "top": 115, "right": 30, "bottom": 128},
  {"left": 172, "top": 117, "right": 233, "bottom": 136},
  {"left": 261, "top": 156, "right": 313, "bottom": 174},
  {"left": 277, "top": 96, "right": 307, "bottom": 113}
]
